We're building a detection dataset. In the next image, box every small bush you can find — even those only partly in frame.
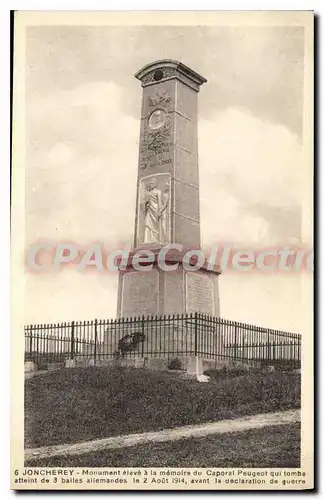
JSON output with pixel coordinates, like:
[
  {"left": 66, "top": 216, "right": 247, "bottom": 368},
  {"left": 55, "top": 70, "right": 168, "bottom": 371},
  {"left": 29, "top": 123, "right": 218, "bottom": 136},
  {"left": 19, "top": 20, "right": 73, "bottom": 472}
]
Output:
[{"left": 168, "top": 358, "right": 182, "bottom": 370}]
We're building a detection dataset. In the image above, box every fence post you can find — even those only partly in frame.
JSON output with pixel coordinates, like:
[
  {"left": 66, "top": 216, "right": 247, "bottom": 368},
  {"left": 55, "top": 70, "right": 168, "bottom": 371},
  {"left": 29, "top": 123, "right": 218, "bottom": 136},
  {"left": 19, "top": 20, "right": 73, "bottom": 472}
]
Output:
[
  {"left": 71, "top": 321, "right": 75, "bottom": 360},
  {"left": 194, "top": 312, "right": 198, "bottom": 356},
  {"left": 234, "top": 324, "right": 238, "bottom": 359},
  {"left": 29, "top": 331, "right": 33, "bottom": 355},
  {"left": 141, "top": 316, "right": 145, "bottom": 358},
  {"left": 36, "top": 334, "right": 39, "bottom": 357},
  {"left": 94, "top": 319, "right": 98, "bottom": 363}
]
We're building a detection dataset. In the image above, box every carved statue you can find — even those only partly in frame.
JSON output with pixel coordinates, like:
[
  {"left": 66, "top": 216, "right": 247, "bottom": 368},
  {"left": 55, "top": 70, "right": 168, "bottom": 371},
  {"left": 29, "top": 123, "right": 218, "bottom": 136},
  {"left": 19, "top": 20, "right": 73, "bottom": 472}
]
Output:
[{"left": 142, "top": 178, "right": 169, "bottom": 244}]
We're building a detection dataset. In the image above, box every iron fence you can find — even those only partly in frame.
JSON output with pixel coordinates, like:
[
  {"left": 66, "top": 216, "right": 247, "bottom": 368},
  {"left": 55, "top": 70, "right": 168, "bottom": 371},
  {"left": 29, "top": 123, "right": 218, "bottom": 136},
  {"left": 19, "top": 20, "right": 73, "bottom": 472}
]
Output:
[{"left": 24, "top": 313, "right": 301, "bottom": 369}]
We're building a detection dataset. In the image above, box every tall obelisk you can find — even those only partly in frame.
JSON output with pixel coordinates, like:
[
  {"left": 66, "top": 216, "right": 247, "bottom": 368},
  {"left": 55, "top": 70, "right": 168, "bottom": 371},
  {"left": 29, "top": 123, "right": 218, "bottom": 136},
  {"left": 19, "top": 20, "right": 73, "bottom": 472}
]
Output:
[{"left": 116, "top": 60, "right": 220, "bottom": 318}]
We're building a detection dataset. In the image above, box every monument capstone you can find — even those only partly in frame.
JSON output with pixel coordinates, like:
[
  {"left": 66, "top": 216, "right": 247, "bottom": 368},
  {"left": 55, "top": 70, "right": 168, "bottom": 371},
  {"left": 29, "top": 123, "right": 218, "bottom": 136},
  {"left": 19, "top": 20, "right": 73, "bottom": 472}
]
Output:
[{"left": 117, "top": 60, "right": 221, "bottom": 318}]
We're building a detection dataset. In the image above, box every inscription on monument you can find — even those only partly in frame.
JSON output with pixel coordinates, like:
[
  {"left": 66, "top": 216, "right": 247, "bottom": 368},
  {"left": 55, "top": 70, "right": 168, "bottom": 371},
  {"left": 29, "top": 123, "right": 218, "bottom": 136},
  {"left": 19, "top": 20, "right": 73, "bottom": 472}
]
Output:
[
  {"left": 121, "top": 270, "right": 159, "bottom": 317},
  {"left": 186, "top": 272, "right": 214, "bottom": 315}
]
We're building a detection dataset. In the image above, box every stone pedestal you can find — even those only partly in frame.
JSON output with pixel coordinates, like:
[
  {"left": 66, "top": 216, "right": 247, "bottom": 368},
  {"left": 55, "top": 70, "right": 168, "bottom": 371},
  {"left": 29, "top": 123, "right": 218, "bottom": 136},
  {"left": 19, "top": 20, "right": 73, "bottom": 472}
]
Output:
[
  {"left": 65, "top": 358, "right": 76, "bottom": 368},
  {"left": 117, "top": 259, "right": 220, "bottom": 318},
  {"left": 24, "top": 361, "right": 36, "bottom": 373},
  {"left": 187, "top": 356, "right": 204, "bottom": 376}
]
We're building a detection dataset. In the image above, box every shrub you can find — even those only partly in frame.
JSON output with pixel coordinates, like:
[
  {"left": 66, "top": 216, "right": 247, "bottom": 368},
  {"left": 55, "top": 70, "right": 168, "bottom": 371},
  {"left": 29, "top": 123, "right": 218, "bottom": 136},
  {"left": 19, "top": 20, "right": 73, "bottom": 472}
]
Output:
[{"left": 168, "top": 358, "right": 182, "bottom": 370}]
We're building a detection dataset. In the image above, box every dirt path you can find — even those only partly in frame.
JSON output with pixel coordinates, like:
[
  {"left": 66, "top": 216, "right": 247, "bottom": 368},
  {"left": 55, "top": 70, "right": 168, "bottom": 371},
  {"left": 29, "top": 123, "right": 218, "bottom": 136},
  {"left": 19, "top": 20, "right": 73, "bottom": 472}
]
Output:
[{"left": 25, "top": 408, "right": 300, "bottom": 462}]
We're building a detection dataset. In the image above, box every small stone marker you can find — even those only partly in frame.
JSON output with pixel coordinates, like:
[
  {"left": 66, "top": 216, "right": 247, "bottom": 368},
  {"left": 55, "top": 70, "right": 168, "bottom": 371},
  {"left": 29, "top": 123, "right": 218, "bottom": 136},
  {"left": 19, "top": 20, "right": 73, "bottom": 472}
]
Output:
[
  {"left": 24, "top": 361, "right": 36, "bottom": 372},
  {"left": 186, "top": 355, "right": 204, "bottom": 376},
  {"left": 196, "top": 373, "right": 210, "bottom": 383},
  {"left": 65, "top": 358, "right": 76, "bottom": 368}
]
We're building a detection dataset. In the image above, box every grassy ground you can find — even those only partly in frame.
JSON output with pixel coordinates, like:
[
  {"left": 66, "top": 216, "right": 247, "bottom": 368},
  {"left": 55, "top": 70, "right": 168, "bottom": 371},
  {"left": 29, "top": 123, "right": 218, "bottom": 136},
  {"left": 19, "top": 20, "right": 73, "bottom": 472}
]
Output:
[
  {"left": 25, "top": 367, "right": 300, "bottom": 449},
  {"left": 26, "top": 423, "right": 300, "bottom": 468}
]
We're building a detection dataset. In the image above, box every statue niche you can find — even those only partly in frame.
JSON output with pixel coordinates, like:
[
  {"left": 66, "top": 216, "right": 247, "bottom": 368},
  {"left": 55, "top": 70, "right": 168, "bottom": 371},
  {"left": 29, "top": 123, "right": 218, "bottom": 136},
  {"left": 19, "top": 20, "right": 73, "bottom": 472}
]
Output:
[{"left": 137, "top": 174, "right": 170, "bottom": 246}]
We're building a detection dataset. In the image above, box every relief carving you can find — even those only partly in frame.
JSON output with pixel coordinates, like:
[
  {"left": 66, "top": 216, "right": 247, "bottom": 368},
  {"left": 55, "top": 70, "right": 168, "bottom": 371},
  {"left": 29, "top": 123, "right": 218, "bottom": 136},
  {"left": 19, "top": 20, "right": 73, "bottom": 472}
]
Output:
[
  {"left": 139, "top": 112, "right": 172, "bottom": 170},
  {"left": 138, "top": 174, "right": 171, "bottom": 245},
  {"left": 148, "top": 91, "right": 172, "bottom": 108}
]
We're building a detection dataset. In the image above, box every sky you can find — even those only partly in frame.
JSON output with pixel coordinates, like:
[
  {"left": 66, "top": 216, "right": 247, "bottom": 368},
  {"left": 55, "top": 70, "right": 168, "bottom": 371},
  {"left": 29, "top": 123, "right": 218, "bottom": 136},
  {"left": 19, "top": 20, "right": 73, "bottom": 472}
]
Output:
[{"left": 24, "top": 24, "right": 309, "bottom": 332}]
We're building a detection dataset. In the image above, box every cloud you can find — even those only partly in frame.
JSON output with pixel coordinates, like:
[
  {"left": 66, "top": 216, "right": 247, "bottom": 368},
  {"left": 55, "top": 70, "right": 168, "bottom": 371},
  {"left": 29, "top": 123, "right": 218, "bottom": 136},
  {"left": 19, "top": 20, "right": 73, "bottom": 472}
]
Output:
[
  {"left": 26, "top": 82, "right": 139, "bottom": 246},
  {"left": 219, "top": 273, "right": 302, "bottom": 332},
  {"left": 27, "top": 25, "right": 304, "bottom": 134},
  {"left": 25, "top": 271, "right": 118, "bottom": 324},
  {"left": 199, "top": 107, "right": 303, "bottom": 247}
]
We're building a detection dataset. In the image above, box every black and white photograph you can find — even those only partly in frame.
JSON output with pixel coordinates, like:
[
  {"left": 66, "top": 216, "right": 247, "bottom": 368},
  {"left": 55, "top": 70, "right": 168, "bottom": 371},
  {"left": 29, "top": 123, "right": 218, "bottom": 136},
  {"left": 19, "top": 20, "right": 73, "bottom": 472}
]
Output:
[{"left": 10, "top": 10, "right": 314, "bottom": 491}]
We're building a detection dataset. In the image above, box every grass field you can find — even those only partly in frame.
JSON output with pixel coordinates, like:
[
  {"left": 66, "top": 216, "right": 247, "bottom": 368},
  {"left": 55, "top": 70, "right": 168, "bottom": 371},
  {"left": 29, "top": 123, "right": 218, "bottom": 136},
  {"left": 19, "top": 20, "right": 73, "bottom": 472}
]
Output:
[
  {"left": 26, "top": 423, "right": 300, "bottom": 468},
  {"left": 25, "top": 366, "right": 300, "bottom": 449}
]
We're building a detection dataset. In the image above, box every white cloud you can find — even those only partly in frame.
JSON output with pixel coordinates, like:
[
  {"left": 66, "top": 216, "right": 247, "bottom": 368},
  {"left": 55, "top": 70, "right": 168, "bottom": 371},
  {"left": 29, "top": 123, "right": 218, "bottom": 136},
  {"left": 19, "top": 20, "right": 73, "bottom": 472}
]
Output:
[
  {"left": 199, "top": 107, "right": 303, "bottom": 247},
  {"left": 26, "top": 82, "right": 139, "bottom": 247},
  {"left": 25, "top": 271, "right": 118, "bottom": 325},
  {"left": 219, "top": 273, "right": 302, "bottom": 333}
]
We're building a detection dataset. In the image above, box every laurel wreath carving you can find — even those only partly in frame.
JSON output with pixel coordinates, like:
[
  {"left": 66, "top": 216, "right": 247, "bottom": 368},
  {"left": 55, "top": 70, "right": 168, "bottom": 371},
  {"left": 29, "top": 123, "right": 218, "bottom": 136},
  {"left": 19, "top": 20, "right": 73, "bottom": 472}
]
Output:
[
  {"left": 139, "top": 113, "right": 172, "bottom": 170},
  {"left": 148, "top": 91, "right": 172, "bottom": 107},
  {"left": 142, "top": 127, "right": 170, "bottom": 153}
]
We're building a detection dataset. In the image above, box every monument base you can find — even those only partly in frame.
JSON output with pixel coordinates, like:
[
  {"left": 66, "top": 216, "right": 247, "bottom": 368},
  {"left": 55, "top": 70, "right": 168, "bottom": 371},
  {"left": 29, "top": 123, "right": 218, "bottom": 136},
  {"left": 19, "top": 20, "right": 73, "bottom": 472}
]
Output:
[{"left": 116, "top": 257, "right": 221, "bottom": 318}]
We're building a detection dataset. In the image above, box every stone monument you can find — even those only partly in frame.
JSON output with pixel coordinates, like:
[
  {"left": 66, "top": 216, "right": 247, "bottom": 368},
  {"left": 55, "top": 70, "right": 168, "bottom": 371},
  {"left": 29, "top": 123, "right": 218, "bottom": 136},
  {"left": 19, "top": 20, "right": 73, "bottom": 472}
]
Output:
[{"left": 116, "top": 60, "right": 221, "bottom": 318}]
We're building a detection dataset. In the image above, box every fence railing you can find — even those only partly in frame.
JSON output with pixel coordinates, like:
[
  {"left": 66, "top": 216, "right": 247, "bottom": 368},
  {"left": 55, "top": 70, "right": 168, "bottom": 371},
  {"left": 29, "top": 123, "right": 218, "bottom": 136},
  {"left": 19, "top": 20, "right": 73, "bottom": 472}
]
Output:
[{"left": 24, "top": 313, "right": 301, "bottom": 369}]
